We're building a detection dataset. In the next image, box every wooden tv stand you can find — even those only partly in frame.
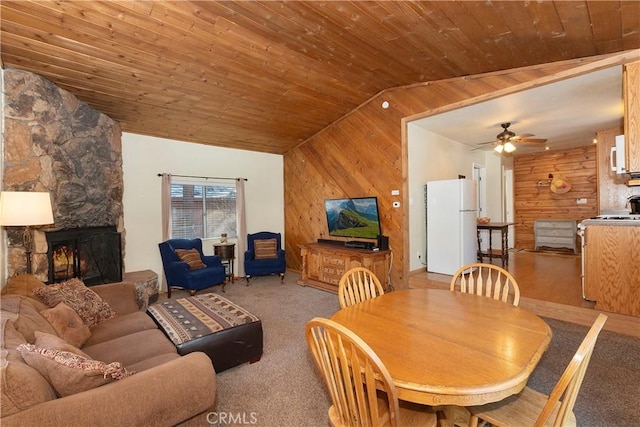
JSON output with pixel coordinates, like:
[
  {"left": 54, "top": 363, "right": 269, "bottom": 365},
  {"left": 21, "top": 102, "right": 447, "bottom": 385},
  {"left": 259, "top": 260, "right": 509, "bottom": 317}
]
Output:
[{"left": 298, "top": 242, "right": 391, "bottom": 294}]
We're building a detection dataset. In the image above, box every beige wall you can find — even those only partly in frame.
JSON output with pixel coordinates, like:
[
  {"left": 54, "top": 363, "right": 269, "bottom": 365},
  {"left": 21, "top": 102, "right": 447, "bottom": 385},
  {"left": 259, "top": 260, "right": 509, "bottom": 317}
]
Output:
[{"left": 121, "top": 133, "right": 284, "bottom": 290}]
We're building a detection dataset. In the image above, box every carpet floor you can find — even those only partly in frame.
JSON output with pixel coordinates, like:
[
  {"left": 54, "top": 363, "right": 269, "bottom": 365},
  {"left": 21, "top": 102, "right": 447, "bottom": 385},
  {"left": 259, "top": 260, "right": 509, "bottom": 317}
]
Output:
[{"left": 160, "top": 273, "right": 639, "bottom": 426}]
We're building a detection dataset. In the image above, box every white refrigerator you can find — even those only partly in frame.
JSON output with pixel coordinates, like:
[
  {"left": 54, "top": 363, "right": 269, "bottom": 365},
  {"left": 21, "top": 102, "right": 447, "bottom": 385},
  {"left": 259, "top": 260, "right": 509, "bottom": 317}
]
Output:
[{"left": 426, "top": 178, "right": 477, "bottom": 275}]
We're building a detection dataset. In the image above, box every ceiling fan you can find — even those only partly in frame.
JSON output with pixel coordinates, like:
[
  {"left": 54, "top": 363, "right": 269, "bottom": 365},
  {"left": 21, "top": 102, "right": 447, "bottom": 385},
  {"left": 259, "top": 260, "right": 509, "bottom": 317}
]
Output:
[{"left": 479, "top": 122, "right": 547, "bottom": 154}]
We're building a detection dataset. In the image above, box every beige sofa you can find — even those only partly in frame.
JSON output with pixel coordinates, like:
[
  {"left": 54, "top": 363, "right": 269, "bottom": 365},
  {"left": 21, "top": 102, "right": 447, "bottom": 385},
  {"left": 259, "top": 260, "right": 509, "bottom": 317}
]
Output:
[{"left": 1, "top": 275, "right": 216, "bottom": 426}]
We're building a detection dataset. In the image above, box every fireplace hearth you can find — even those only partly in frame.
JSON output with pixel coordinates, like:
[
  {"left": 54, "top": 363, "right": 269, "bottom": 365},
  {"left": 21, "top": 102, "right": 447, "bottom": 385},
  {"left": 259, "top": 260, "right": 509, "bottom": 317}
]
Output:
[{"left": 46, "top": 226, "right": 123, "bottom": 285}]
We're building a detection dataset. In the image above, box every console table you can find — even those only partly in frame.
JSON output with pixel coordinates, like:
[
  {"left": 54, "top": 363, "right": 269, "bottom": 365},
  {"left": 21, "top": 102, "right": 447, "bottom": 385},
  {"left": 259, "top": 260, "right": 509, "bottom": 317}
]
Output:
[
  {"left": 213, "top": 243, "right": 235, "bottom": 283},
  {"left": 298, "top": 243, "right": 390, "bottom": 293},
  {"left": 477, "top": 222, "right": 513, "bottom": 267}
]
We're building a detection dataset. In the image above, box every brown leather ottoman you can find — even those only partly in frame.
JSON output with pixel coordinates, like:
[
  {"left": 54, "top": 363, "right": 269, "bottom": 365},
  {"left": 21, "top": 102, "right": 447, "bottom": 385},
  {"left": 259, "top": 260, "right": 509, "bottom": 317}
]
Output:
[{"left": 147, "top": 293, "right": 263, "bottom": 373}]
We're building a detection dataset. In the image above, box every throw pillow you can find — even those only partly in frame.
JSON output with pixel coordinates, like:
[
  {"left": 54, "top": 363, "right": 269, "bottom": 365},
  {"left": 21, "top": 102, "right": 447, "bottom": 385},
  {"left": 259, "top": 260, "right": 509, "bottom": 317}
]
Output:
[
  {"left": 37, "top": 300, "right": 92, "bottom": 348},
  {"left": 254, "top": 238, "right": 278, "bottom": 259},
  {"left": 33, "top": 278, "right": 118, "bottom": 327},
  {"left": 17, "top": 343, "right": 134, "bottom": 397},
  {"left": 1, "top": 274, "right": 47, "bottom": 296},
  {"left": 34, "top": 331, "right": 90, "bottom": 358},
  {"left": 175, "top": 248, "right": 206, "bottom": 270}
]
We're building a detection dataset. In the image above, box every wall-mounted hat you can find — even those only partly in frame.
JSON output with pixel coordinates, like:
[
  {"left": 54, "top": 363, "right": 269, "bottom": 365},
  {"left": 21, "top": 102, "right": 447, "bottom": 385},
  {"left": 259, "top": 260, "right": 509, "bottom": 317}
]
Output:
[{"left": 550, "top": 177, "right": 571, "bottom": 194}]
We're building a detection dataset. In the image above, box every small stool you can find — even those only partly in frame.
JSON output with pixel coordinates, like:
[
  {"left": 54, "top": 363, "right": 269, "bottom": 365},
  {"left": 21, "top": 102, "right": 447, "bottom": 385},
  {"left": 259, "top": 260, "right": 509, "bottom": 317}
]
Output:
[{"left": 147, "top": 293, "right": 263, "bottom": 372}]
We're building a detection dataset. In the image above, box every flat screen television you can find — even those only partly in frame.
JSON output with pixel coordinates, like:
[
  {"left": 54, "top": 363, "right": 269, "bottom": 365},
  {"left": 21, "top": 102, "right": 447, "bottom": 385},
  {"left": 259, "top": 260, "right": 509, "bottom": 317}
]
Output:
[{"left": 324, "top": 197, "right": 382, "bottom": 240}]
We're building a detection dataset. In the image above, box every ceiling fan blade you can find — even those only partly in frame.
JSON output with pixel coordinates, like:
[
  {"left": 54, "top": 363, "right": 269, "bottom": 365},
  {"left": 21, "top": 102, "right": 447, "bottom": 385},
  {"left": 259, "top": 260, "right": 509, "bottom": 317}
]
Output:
[
  {"left": 471, "top": 145, "right": 494, "bottom": 151},
  {"left": 516, "top": 138, "right": 547, "bottom": 143}
]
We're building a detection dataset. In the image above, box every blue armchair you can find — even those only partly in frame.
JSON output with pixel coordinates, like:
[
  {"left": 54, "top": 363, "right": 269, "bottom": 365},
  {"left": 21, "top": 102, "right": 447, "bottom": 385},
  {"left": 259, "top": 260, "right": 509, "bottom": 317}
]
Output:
[
  {"left": 244, "top": 232, "right": 286, "bottom": 284},
  {"left": 159, "top": 238, "right": 227, "bottom": 297}
]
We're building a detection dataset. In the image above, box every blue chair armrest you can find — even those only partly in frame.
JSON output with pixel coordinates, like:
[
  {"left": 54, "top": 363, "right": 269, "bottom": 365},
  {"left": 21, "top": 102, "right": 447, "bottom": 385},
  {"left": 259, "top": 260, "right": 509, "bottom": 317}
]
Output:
[{"left": 202, "top": 254, "right": 223, "bottom": 267}]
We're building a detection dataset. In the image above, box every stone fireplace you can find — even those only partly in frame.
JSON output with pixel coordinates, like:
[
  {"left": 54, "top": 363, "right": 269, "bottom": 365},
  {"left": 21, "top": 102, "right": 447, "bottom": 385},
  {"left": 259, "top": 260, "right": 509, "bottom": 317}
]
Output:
[
  {"left": 3, "top": 68, "right": 125, "bottom": 282},
  {"left": 46, "top": 226, "right": 123, "bottom": 285}
]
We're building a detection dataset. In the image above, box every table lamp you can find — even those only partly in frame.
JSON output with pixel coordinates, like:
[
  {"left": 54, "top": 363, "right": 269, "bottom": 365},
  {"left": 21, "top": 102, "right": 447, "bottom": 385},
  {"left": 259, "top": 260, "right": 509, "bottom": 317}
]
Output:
[{"left": 0, "top": 191, "right": 54, "bottom": 273}]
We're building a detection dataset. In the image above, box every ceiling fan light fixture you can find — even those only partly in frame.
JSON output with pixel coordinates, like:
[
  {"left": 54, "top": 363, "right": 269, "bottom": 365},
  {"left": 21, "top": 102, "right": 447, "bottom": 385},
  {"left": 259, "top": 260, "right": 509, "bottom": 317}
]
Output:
[
  {"left": 494, "top": 144, "right": 504, "bottom": 153},
  {"left": 504, "top": 141, "right": 516, "bottom": 153}
]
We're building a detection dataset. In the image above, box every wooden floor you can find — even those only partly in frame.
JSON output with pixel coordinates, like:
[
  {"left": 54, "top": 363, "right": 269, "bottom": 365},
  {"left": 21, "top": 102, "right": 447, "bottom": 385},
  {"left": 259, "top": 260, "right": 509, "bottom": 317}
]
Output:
[{"left": 409, "top": 249, "right": 640, "bottom": 338}]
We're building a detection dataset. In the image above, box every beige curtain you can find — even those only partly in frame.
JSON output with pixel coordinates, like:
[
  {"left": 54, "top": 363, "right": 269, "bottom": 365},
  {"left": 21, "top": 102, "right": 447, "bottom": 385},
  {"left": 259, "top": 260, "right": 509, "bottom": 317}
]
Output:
[
  {"left": 236, "top": 178, "right": 247, "bottom": 277},
  {"left": 160, "top": 173, "right": 172, "bottom": 291}
]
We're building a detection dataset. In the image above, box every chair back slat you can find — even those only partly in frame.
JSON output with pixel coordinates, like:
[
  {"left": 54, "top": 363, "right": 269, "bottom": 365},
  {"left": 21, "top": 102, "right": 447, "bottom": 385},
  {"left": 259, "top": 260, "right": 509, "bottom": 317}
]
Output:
[
  {"left": 450, "top": 263, "right": 520, "bottom": 306},
  {"left": 338, "top": 268, "right": 385, "bottom": 309},
  {"left": 306, "top": 317, "right": 400, "bottom": 427},
  {"left": 535, "top": 313, "right": 607, "bottom": 427}
]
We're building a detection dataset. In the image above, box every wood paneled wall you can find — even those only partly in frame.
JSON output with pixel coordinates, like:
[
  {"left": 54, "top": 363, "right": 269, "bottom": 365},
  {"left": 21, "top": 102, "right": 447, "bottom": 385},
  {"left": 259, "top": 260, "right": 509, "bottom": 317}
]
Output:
[
  {"left": 283, "top": 53, "right": 633, "bottom": 289},
  {"left": 513, "top": 146, "right": 598, "bottom": 249}
]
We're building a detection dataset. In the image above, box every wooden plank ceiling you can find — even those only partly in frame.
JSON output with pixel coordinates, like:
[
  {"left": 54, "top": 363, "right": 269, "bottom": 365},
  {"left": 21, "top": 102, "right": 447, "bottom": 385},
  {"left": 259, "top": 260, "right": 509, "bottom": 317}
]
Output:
[{"left": 1, "top": 1, "right": 639, "bottom": 154}]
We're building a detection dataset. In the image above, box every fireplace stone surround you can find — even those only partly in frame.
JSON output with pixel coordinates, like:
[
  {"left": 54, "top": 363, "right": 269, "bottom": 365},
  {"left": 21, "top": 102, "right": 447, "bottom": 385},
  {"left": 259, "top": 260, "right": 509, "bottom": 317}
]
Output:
[{"left": 3, "top": 68, "right": 125, "bottom": 282}]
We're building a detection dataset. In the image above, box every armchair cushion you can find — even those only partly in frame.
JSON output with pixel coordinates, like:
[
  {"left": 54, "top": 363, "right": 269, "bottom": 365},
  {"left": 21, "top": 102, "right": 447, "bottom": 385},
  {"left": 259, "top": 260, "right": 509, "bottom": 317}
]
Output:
[
  {"left": 175, "top": 248, "right": 206, "bottom": 270},
  {"left": 254, "top": 238, "right": 278, "bottom": 259}
]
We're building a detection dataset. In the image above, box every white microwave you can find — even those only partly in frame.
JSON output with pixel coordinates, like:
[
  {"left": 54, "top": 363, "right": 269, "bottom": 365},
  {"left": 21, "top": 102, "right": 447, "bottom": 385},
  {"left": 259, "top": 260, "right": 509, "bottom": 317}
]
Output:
[{"left": 611, "top": 135, "right": 627, "bottom": 175}]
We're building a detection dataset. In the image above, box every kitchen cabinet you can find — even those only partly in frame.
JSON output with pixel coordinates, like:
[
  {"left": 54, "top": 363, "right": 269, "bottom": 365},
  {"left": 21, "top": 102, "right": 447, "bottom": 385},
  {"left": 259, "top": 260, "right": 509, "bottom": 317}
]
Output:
[
  {"left": 298, "top": 243, "right": 390, "bottom": 293},
  {"left": 623, "top": 61, "right": 640, "bottom": 174},
  {"left": 583, "top": 222, "right": 640, "bottom": 316}
]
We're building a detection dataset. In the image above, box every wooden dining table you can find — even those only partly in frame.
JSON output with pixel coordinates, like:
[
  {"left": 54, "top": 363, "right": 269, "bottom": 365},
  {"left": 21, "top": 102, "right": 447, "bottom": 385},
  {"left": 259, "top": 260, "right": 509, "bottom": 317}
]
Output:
[{"left": 330, "top": 288, "right": 552, "bottom": 406}]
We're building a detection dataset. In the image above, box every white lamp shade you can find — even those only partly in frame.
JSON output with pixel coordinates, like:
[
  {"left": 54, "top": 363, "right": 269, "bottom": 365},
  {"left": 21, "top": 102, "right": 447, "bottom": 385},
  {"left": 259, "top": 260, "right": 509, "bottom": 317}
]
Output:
[
  {"left": 504, "top": 141, "right": 517, "bottom": 153},
  {"left": 0, "top": 192, "right": 54, "bottom": 226},
  {"left": 494, "top": 144, "right": 504, "bottom": 153}
]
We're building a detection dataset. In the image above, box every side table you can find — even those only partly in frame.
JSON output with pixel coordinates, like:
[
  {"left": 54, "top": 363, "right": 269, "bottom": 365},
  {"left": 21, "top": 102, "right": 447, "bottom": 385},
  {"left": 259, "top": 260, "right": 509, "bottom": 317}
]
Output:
[
  {"left": 213, "top": 243, "right": 235, "bottom": 283},
  {"left": 477, "top": 222, "right": 513, "bottom": 267}
]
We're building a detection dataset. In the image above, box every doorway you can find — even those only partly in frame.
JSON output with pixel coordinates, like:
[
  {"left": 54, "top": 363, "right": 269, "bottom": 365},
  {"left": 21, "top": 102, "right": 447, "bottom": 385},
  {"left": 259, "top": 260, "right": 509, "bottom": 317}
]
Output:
[
  {"left": 473, "top": 164, "right": 487, "bottom": 252},
  {"left": 503, "top": 168, "right": 515, "bottom": 248}
]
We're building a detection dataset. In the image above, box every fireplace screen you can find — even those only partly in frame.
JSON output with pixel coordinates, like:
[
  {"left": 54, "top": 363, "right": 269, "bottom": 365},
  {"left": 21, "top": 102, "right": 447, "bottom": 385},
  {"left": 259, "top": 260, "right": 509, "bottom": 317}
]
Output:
[{"left": 46, "top": 227, "right": 122, "bottom": 285}]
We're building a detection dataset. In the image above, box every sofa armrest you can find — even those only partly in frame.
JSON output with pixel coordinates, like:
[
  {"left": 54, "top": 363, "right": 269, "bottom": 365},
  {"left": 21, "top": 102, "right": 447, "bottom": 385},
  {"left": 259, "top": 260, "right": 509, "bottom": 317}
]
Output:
[
  {"left": 90, "top": 282, "right": 141, "bottom": 314},
  {"left": 0, "top": 352, "right": 216, "bottom": 427}
]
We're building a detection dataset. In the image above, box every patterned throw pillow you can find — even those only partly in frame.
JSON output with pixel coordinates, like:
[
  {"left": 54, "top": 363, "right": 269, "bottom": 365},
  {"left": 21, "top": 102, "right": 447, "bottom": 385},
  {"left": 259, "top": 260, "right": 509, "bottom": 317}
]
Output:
[
  {"left": 254, "top": 238, "right": 278, "bottom": 259},
  {"left": 175, "top": 248, "right": 206, "bottom": 270},
  {"left": 34, "top": 331, "right": 90, "bottom": 358},
  {"left": 17, "top": 343, "right": 133, "bottom": 397},
  {"left": 33, "top": 278, "right": 117, "bottom": 327},
  {"left": 40, "top": 303, "right": 92, "bottom": 348}
]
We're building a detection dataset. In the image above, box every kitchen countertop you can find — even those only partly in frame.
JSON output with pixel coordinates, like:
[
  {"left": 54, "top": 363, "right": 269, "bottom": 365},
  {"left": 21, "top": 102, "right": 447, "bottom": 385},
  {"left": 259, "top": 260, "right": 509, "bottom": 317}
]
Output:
[{"left": 580, "top": 218, "right": 640, "bottom": 226}]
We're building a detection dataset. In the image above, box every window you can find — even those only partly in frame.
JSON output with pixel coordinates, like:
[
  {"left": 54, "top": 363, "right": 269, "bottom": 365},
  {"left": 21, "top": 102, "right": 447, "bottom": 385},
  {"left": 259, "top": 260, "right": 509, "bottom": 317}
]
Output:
[{"left": 170, "top": 182, "right": 236, "bottom": 239}]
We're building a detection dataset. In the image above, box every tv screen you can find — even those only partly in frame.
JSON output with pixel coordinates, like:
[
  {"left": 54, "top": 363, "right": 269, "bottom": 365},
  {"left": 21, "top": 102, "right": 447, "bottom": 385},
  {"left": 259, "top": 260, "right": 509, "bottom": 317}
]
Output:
[{"left": 324, "top": 197, "right": 382, "bottom": 240}]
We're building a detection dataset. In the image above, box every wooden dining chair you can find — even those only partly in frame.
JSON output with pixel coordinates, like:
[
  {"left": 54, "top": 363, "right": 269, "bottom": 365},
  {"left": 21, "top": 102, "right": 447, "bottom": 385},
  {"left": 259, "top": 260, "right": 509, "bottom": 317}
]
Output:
[
  {"left": 305, "top": 317, "right": 437, "bottom": 427},
  {"left": 338, "top": 267, "right": 385, "bottom": 309},
  {"left": 450, "top": 263, "right": 521, "bottom": 306},
  {"left": 467, "top": 313, "right": 608, "bottom": 427}
]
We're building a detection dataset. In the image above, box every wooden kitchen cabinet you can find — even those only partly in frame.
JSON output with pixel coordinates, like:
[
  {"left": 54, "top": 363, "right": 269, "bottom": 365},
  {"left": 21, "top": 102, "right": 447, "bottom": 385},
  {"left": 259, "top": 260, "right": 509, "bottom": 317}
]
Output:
[
  {"left": 298, "top": 243, "right": 390, "bottom": 293},
  {"left": 624, "top": 61, "right": 640, "bottom": 173},
  {"left": 583, "top": 224, "right": 640, "bottom": 316}
]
